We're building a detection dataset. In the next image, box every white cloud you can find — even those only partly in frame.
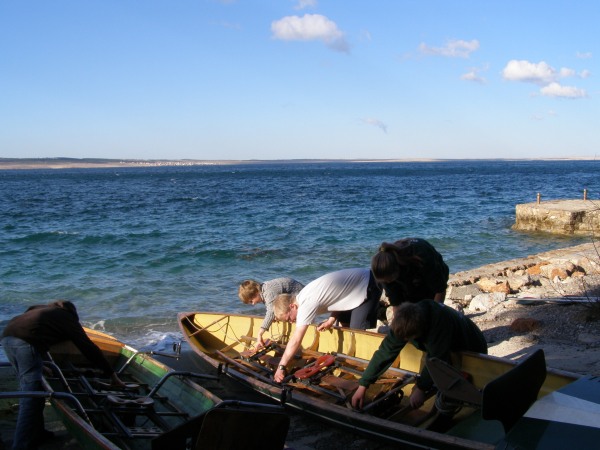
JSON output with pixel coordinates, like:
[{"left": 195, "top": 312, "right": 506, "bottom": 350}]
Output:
[
  {"left": 294, "top": 0, "right": 317, "bottom": 10},
  {"left": 461, "top": 65, "right": 488, "bottom": 84},
  {"left": 540, "top": 82, "right": 587, "bottom": 99},
  {"left": 576, "top": 51, "right": 593, "bottom": 59},
  {"left": 558, "top": 67, "right": 576, "bottom": 78},
  {"left": 502, "top": 59, "right": 588, "bottom": 99},
  {"left": 418, "top": 39, "right": 479, "bottom": 58},
  {"left": 580, "top": 69, "right": 591, "bottom": 79},
  {"left": 502, "top": 60, "right": 557, "bottom": 84},
  {"left": 363, "top": 118, "right": 387, "bottom": 133},
  {"left": 271, "top": 14, "right": 349, "bottom": 53},
  {"left": 461, "top": 71, "right": 485, "bottom": 83},
  {"left": 501, "top": 60, "right": 583, "bottom": 85}
]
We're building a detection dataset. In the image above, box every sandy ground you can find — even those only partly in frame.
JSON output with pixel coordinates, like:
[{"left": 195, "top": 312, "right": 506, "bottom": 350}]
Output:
[{"left": 471, "top": 300, "right": 600, "bottom": 376}]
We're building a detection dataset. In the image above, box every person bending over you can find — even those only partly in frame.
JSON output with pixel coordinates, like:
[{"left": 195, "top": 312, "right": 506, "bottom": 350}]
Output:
[
  {"left": 238, "top": 277, "right": 305, "bottom": 348},
  {"left": 371, "top": 238, "right": 449, "bottom": 306},
  {"left": 272, "top": 268, "right": 382, "bottom": 383},
  {"left": 1, "top": 300, "right": 126, "bottom": 450},
  {"left": 351, "top": 300, "right": 487, "bottom": 410}
]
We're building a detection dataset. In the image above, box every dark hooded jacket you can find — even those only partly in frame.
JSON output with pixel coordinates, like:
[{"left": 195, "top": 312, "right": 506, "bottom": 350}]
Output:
[{"left": 2, "top": 301, "right": 114, "bottom": 376}]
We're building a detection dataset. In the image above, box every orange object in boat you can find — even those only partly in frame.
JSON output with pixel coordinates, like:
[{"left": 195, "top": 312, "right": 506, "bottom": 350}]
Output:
[{"left": 294, "top": 354, "right": 335, "bottom": 380}]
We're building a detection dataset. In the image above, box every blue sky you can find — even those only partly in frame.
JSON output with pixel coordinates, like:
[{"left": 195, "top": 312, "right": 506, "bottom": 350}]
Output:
[{"left": 1, "top": 1, "right": 598, "bottom": 160}]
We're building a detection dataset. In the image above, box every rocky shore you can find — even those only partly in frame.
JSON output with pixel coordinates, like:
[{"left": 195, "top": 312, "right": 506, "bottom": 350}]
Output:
[
  {"left": 375, "top": 242, "right": 600, "bottom": 377},
  {"left": 448, "top": 242, "right": 600, "bottom": 377},
  {"left": 448, "top": 241, "right": 600, "bottom": 304}
]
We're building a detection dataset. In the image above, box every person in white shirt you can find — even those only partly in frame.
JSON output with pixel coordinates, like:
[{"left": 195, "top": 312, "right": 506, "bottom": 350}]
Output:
[{"left": 272, "top": 268, "right": 381, "bottom": 383}]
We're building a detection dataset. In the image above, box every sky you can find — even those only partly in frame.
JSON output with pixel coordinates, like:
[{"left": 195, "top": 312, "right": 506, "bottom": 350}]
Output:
[{"left": 1, "top": 1, "right": 598, "bottom": 161}]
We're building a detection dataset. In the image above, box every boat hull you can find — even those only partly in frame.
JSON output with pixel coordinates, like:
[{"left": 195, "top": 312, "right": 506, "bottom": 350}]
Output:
[{"left": 178, "top": 311, "right": 580, "bottom": 449}]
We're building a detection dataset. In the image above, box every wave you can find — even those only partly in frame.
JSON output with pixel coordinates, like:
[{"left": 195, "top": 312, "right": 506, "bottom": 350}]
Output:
[{"left": 12, "top": 231, "right": 79, "bottom": 243}]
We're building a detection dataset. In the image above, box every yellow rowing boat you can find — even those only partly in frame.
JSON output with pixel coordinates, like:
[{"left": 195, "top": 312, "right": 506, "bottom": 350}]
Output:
[{"left": 179, "top": 311, "right": 581, "bottom": 449}]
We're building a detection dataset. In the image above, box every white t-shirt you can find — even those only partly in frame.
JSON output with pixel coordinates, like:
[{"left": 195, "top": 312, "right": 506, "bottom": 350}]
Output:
[{"left": 295, "top": 268, "right": 370, "bottom": 326}]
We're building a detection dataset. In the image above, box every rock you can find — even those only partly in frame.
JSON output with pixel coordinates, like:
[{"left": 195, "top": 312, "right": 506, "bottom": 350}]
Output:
[
  {"left": 510, "top": 318, "right": 541, "bottom": 332},
  {"left": 468, "top": 293, "right": 506, "bottom": 312},
  {"left": 540, "top": 264, "right": 570, "bottom": 280},
  {"left": 446, "top": 284, "right": 482, "bottom": 301},
  {"left": 526, "top": 262, "right": 549, "bottom": 276},
  {"left": 476, "top": 278, "right": 510, "bottom": 294},
  {"left": 507, "top": 275, "right": 532, "bottom": 291}
]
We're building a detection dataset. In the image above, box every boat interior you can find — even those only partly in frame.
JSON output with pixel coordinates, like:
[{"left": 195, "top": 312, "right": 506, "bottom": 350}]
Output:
[
  {"left": 180, "top": 312, "right": 577, "bottom": 448},
  {"left": 39, "top": 337, "right": 288, "bottom": 450}
]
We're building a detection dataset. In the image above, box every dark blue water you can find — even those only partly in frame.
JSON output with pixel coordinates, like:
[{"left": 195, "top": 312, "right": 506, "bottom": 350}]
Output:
[{"left": 1, "top": 160, "right": 598, "bottom": 350}]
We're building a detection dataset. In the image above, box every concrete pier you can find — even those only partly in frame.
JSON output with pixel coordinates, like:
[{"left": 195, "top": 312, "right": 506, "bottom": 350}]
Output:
[{"left": 513, "top": 199, "right": 600, "bottom": 235}]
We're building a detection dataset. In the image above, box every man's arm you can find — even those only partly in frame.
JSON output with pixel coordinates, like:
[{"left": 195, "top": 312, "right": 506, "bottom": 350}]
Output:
[
  {"left": 65, "top": 321, "right": 126, "bottom": 386},
  {"left": 359, "top": 332, "right": 406, "bottom": 386},
  {"left": 317, "top": 314, "right": 337, "bottom": 331},
  {"left": 351, "top": 332, "right": 406, "bottom": 408},
  {"left": 273, "top": 324, "right": 309, "bottom": 383}
]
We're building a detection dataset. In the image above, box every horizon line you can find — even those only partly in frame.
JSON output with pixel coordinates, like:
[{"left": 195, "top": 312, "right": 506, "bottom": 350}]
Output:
[{"left": 0, "top": 155, "right": 597, "bottom": 170}]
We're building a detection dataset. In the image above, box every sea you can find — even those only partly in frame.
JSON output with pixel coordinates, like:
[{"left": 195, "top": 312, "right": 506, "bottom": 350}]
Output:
[{"left": 1, "top": 159, "right": 598, "bottom": 358}]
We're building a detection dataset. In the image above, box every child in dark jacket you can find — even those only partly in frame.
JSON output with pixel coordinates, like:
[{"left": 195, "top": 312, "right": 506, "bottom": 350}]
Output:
[{"left": 351, "top": 300, "right": 487, "bottom": 410}]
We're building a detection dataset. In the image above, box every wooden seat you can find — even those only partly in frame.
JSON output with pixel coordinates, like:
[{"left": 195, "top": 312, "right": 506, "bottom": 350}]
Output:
[
  {"left": 481, "top": 349, "right": 547, "bottom": 432},
  {"left": 194, "top": 404, "right": 289, "bottom": 450},
  {"left": 151, "top": 400, "right": 289, "bottom": 450},
  {"left": 441, "top": 349, "right": 547, "bottom": 442}
]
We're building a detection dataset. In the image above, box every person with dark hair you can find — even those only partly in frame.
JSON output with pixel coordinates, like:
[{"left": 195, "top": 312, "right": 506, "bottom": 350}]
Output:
[
  {"left": 238, "top": 277, "right": 305, "bottom": 348},
  {"left": 371, "top": 238, "right": 449, "bottom": 306},
  {"left": 351, "top": 300, "right": 487, "bottom": 410},
  {"left": 1, "top": 300, "right": 125, "bottom": 450}
]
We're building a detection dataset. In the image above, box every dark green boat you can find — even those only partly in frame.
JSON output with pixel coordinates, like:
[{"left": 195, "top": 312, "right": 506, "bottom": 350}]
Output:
[{"left": 1, "top": 327, "right": 289, "bottom": 450}]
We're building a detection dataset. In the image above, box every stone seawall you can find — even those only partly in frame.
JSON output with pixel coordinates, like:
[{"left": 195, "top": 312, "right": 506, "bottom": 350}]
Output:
[
  {"left": 446, "top": 242, "right": 600, "bottom": 309},
  {"left": 513, "top": 199, "right": 600, "bottom": 235}
]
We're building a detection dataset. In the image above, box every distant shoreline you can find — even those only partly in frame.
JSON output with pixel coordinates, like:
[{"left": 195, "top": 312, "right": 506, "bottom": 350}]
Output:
[{"left": 0, "top": 156, "right": 596, "bottom": 170}]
